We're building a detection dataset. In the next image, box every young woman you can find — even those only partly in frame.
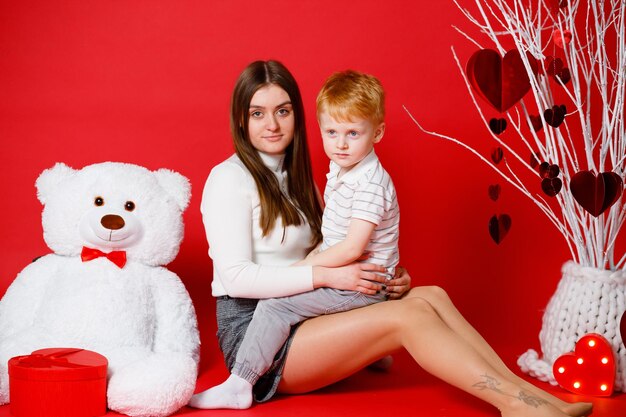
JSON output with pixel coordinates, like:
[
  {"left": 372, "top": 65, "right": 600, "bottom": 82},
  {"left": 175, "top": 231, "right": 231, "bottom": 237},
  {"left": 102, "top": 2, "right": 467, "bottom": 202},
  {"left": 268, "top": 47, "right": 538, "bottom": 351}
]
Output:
[{"left": 191, "top": 60, "right": 592, "bottom": 417}]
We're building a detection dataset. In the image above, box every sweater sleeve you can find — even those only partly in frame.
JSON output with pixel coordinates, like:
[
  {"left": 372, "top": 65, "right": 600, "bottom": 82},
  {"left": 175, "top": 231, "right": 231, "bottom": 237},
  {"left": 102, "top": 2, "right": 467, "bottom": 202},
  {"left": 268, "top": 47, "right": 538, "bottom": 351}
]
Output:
[{"left": 200, "top": 161, "right": 314, "bottom": 299}]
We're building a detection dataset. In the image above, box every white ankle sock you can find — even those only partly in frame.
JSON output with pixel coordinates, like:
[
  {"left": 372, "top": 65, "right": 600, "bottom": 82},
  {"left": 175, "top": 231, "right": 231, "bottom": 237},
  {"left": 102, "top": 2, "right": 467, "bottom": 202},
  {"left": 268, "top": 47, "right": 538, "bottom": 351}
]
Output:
[{"left": 188, "top": 374, "right": 253, "bottom": 409}]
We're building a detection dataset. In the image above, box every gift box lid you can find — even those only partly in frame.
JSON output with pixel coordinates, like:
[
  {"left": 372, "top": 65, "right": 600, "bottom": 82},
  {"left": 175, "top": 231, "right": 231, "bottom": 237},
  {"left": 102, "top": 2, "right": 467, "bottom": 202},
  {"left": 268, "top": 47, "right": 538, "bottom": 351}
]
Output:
[{"left": 9, "top": 348, "right": 108, "bottom": 381}]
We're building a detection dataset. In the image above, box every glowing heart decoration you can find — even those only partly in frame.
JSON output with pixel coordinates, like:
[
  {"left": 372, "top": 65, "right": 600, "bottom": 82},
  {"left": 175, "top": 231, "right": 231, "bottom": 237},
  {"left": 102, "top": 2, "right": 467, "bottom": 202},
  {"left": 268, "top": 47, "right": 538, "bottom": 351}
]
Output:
[
  {"left": 553, "top": 334, "right": 615, "bottom": 396},
  {"left": 466, "top": 49, "right": 538, "bottom": 113}
]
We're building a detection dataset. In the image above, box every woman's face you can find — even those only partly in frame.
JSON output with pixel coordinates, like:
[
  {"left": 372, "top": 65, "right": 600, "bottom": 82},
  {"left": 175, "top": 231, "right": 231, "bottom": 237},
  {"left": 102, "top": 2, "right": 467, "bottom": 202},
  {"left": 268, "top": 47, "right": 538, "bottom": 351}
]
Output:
[{"left": 247, "top": 84, "right": 295, "bottom": 155}]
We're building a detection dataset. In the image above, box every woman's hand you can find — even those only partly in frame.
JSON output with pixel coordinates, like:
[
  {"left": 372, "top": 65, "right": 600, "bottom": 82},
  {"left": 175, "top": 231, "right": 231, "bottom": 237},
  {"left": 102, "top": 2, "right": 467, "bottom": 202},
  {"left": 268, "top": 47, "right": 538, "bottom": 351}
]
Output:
[
  {"left": 312, "top": 263, "right": 388, "bottom": 295},
  {"left": 385, "top": 266, "right": 412, "bottom": 300}
]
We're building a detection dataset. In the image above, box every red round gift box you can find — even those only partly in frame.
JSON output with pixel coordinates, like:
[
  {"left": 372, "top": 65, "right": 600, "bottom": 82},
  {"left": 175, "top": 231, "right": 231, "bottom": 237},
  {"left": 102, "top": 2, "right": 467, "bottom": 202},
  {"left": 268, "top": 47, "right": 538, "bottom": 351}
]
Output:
[{"left": 8, "top": 348, "right": 108, "bottom": 417}]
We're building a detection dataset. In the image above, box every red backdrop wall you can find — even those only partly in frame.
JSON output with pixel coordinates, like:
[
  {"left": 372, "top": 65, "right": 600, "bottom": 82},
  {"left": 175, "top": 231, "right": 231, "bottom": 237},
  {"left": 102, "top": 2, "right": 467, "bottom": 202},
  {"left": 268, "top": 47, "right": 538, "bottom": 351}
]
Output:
[{"left": 0, "top": 0, "right": 607, "bottom": 367}]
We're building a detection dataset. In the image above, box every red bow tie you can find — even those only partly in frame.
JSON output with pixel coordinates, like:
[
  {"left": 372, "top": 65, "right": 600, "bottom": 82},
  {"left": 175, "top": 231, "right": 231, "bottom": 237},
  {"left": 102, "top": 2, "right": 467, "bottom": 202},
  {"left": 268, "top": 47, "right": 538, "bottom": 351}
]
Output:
[{"left": 81, "top": 247, "right": 127, "bottom": 268}]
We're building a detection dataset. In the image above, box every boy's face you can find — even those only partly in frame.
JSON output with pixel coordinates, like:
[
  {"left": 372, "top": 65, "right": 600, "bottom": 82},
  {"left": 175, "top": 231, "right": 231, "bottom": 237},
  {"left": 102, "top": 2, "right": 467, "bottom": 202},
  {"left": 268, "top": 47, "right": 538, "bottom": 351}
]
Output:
[{"left": 319, "top": 111, "right": 385, "bottom": 171}]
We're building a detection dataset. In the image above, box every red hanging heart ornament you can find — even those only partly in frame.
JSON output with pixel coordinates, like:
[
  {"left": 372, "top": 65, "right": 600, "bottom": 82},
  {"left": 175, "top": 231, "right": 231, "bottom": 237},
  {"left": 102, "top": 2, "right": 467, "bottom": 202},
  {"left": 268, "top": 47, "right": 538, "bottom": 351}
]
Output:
[
  {"left": 544, "top": 104, "right": 567, "bottom": 128},
  {"left": 547, "top": 0, "right": 568, "bottom": 15},
  {"left": 570, "top": 170, "right": 623, "bottom": 217},
  {"left": 529, "top": 115, "right": 543, "bottom": 132},
  {"left": 466, "top": 49, "right": 538, "bottom": 113},
  {"left": 491, "top": 147, "right": 504, "bottom": 164},
  {"left": 546, "top": 57, "right": 571, "bottom": 85},
  {"left": 553, "top": 29, "right": 573, "bottom": 48},
  {"left": 539, "top": 162, "right": 560, "bottom": 179},
  {"left": 542, "top": 178, "right": 562, "bottom": 197},
  {"left": 529, "top": 151, "right": 541, "bottom": 168},
  {"left": 488, "top": 214, "right": 511, "bottom": 244},
  {"left": 488, "top": 184, "right": 501, "bottom": 201},
  {"left": 553, "top": 334, "right": 615, "bottom": 396},
  {"left": 489, "top": 118, "right": 507, "bottom": 135}
]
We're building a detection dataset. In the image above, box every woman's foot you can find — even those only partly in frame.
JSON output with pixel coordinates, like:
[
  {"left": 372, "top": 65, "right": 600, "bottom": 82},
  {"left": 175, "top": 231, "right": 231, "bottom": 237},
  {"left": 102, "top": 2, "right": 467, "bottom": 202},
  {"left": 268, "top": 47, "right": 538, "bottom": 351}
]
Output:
[
  {"left": 500, "top": 394, "right": 572, "bottom": 417},
  {"left": 560, "top": 402, "right": 593, "bottom": 417},
  {"left": 188, "top": 374, "right": 253, "bottom": 409},
  {"left": 518, "top": 380, "right": 592, "bottom": 416}
]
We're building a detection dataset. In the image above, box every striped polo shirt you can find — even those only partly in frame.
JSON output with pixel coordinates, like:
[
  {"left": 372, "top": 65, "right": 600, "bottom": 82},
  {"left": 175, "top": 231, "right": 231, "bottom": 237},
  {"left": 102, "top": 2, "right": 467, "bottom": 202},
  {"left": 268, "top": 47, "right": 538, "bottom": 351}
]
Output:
[{"left": 320, "top": 150, "right": 400, "bottom": 274}]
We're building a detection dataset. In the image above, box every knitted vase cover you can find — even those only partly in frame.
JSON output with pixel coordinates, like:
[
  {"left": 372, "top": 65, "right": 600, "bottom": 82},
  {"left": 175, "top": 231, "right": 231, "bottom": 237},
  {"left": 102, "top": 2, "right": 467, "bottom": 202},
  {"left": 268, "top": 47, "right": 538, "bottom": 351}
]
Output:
[{"left": 518, "top": 261, "right": 626, "bottom": 391}]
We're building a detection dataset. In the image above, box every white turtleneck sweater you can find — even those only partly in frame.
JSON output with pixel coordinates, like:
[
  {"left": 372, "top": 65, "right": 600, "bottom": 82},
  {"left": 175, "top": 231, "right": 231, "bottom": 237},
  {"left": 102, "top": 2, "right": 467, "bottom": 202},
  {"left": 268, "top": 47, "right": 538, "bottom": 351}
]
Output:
[{"left": 200, "top": 152, "right": 315, "bottom": 298}]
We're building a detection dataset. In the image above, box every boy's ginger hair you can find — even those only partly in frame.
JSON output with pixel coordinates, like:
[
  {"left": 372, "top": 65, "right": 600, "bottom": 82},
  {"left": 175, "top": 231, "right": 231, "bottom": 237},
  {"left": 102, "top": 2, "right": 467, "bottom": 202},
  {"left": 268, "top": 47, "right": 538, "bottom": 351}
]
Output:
[{"left": 316, "top": 70, "right": 385, "bottom": 125}]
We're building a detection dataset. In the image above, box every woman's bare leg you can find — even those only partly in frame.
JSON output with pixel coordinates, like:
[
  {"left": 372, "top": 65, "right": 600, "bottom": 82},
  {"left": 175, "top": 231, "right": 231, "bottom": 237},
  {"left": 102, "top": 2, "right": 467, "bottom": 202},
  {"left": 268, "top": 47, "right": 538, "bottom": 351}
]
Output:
[
  {"left": 402, "top": 287, "right": 591, "bottom": 417},
  {"left": 279, "top": 297, "right": 570, "bottom": 417}
]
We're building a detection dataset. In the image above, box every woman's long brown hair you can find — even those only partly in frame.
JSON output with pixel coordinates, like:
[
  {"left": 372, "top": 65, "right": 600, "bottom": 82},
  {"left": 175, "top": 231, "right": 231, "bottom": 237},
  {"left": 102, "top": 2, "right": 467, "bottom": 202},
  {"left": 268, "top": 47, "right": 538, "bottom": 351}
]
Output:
[{"left": 231, "top": 60, "right": 323, "bottom": 247}]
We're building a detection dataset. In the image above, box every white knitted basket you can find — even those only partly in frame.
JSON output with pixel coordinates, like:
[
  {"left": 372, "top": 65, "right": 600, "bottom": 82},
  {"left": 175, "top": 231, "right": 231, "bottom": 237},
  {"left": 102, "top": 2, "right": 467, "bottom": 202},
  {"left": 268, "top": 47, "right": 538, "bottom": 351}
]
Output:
[{"left": 518, "top": 261, "right": 626, "bottom": 391}]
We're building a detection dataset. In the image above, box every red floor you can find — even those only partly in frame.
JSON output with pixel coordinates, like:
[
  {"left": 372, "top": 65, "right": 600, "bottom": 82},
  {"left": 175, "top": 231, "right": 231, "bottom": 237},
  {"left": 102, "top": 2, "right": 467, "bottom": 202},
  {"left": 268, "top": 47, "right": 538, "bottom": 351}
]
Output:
[{"left": 1, "top": 346, "right": 624, "bottom": 417}]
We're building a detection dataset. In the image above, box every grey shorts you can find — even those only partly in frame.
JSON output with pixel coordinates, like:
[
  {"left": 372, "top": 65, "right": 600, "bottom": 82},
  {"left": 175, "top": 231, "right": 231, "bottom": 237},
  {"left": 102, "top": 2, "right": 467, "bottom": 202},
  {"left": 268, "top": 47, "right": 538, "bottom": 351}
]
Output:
[{"left": 215, "top": 295, "right": 301, "bottom": 402}]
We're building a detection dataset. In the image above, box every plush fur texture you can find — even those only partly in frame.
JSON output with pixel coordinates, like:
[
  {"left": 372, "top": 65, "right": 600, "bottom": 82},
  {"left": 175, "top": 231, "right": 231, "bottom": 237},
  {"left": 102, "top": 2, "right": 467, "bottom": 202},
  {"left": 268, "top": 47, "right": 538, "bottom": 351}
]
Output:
[{"left": 0, "top": 162, "right": 199, "bottom": 417}]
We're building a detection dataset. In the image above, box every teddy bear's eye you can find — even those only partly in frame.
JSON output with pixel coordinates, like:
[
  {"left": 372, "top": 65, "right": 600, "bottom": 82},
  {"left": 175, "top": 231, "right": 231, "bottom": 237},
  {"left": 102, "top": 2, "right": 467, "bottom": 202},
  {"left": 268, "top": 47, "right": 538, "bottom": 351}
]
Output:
[
  {"left": 125, "top": 201, "right": 136, "bottom": 212},
  {"left": 94, "top": 197, "right": 104, "bottom": 206}
]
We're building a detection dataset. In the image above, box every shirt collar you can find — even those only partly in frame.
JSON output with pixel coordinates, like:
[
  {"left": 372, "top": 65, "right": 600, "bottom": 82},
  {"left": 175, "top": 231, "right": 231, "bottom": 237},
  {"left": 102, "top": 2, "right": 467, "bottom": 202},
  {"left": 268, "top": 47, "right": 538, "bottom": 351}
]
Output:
[
  {"left": 329, "top": 150, "right": 379, "bottom": 185},
  {"left": 258, "top": 151, "right": 285, "bottom": 173}
]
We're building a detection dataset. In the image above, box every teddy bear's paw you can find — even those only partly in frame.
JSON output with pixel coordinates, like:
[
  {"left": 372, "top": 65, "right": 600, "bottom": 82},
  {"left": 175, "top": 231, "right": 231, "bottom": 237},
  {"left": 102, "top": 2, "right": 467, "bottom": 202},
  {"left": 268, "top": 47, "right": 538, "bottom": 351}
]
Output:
[{"left": 107, "top": 353, "right": 197, "bottom": 417}]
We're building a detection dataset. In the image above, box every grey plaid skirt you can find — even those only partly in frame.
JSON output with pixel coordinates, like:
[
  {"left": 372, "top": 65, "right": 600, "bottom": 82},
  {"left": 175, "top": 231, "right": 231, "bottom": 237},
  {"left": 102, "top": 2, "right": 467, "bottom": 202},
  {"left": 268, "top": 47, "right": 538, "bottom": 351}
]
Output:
[{"left": 215, "top": 295, "right": 301, "bottom": 402}]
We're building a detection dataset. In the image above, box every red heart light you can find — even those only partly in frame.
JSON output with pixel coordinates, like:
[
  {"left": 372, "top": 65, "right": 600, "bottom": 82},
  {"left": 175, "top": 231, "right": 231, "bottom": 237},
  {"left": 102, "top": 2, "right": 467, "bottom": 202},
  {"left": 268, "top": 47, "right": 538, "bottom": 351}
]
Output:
[
  {"left": 466, "top": 49, "right": 538, "bottom": 113},
  {"left": 488, "top": 214, "right": 511, "bottom": 244},
  {"left": 570, "top": 171, "right": 623, "bottom": 217},
  {"left": 553, "top": 334, "right": 615, "bottom": 396}
]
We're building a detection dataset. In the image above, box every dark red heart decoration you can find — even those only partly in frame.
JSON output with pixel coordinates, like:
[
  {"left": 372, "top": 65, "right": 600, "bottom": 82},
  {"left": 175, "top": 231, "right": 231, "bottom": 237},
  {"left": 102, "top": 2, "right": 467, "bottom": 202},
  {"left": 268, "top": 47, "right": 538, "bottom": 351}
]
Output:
[
  {"left": 546, "top": 57, "right": 571, "bottom": 85},
  {"left": 488, "top": 214, "right": 511, "bottom": 244},
  {"left": 547, "top": 0, "right": 568, "bottom": 14},
  {"left": 491, "top": 147, "right": 504, "bottom": 164},
  {"left": 544, "top": 104, "right": 566, "bottom": 128},
  {"left": 489, "top": 118, "right": 507, "bottom": 135},
  {"left": 539, "top": 162, "right": 560, "bottom": 179},
  {"left": 542, "top": 178, "right": 562, "bottom": 197},
  {"left": 529, "top": 115, "right": 543, "bottom": 132},
  {"left": 553, "top": 30, "right": 573, "bottom": 48},
  {"left": 466, "top": 49, "right": 539, "bottom": 113},
  {"left": 529, "top": 152, "right": 541, "bottom": 168},
  {"left": 488, "top": 184, "right": 501, "bottom": 201},
  {"left": 556, "top": 68, "right": 571, "bottom": 85},
  {"left": 546, "top": 57, "right": 563, "bottom": 76},
  {"left": 570, "top": 170, "right": 623, "bottom": 217},
  {"left": 619, "top": 311, "right": 626, "bottom": 347},
  {"left": 553, "top": 333, "right": 615, "bottom": 396}
]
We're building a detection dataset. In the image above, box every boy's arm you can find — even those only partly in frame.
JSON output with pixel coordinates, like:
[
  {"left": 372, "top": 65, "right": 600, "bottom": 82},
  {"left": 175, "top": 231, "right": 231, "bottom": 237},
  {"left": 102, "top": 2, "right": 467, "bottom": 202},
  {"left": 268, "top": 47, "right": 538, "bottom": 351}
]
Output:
[{"left": 295, "top": 218, "right": 376, "bottom": 267}]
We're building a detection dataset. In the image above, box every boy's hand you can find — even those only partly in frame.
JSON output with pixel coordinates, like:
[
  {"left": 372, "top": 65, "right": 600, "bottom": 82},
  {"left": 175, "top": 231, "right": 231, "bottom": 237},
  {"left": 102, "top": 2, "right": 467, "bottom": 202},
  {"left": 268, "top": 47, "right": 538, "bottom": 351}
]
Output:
[{"left": 385, "top": 266, "right": 412, "bottom": 300}]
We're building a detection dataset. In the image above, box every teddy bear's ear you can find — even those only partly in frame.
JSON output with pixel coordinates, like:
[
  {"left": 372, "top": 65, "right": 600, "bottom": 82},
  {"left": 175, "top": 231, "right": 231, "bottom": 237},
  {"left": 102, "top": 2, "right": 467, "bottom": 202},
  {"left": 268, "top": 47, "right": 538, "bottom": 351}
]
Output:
[
  {"left": 36, "top": 163, "right": 76, "bottom": 205},
  {"left": 154, "top": 168, "right": 191, "bottom": 211}
]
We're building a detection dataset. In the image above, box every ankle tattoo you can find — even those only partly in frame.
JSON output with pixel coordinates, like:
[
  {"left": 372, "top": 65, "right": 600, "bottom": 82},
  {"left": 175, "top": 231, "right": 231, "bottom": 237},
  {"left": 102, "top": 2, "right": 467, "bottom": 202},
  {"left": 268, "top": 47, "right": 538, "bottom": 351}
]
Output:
[{"left": 472, "top": 374, "right": 548, "bottom": 409}]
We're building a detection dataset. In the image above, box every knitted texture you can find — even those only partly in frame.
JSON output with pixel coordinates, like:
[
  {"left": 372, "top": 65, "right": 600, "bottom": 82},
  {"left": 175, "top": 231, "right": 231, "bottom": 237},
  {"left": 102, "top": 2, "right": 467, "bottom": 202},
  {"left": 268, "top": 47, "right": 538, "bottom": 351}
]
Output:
[{"left": 518, "top": 261, "right": 626, "bottom": 391}]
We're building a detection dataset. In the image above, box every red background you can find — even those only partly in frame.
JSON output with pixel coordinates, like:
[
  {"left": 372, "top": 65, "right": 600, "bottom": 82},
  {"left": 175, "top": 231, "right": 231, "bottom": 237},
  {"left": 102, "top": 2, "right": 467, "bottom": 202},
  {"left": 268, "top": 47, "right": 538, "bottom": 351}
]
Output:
[{"left": 1, "top": 1, "right": 623, "bottom": 416}]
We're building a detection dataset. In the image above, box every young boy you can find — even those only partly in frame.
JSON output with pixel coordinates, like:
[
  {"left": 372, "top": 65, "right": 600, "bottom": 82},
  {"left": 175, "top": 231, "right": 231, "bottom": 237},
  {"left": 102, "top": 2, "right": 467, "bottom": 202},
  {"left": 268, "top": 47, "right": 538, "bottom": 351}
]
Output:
[{"left": 190, "top": 70, "right": 400, "bottom": 409}]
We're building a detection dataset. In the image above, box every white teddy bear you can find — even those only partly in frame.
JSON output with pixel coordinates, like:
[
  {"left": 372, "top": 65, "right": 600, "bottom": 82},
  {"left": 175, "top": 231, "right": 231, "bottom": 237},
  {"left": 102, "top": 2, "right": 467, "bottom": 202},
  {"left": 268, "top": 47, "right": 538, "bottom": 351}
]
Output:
[{"left": 0, "top": 162, "right": 200, "bottom": 417}]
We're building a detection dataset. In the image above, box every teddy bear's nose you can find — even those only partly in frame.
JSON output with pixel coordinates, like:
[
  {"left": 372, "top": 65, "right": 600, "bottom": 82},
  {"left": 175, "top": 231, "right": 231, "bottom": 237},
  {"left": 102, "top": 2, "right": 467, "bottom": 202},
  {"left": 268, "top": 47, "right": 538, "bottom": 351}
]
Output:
[{"left": 101, "top": 214, "right": 125, "bottom": 230}]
